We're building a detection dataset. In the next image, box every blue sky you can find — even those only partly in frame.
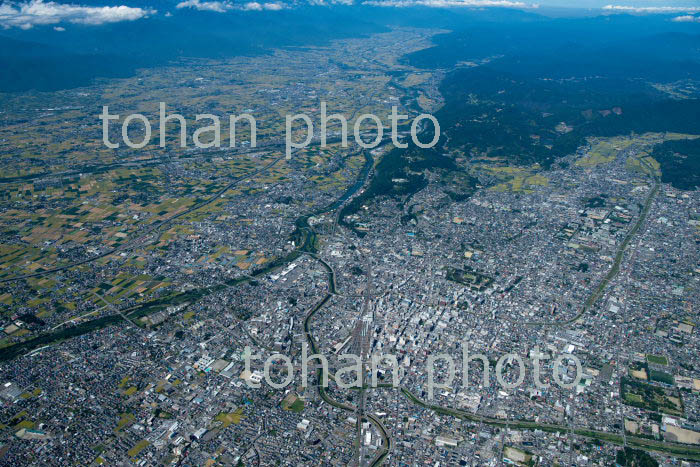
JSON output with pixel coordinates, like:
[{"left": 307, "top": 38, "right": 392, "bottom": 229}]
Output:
[
  {"left": 1, "top": 0, "right": 698, "bottom": 31},
  {"left": 539, "top": 0, "right": 699, "bottom": 7}
]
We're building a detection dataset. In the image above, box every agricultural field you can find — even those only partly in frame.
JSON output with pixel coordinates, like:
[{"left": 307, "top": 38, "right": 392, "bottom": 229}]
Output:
[{"left": 0, "top": 28, "right": 438, "bottom": 351}]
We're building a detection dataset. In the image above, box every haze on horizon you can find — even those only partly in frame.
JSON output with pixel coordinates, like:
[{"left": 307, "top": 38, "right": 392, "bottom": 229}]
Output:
[{"left": 534, "top": 0, "right": 699, "bottom": 8}]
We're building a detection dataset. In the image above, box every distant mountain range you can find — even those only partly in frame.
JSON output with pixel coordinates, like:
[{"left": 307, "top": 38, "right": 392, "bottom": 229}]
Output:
[{"left": 1, "top": 4, "right": 699, "bottom": 92}]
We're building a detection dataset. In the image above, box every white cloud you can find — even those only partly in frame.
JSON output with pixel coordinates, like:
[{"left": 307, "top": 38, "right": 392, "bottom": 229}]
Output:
[
  {"left": 672, "top": 14, "right": 700, "bottom": 22},
  {"left": 602, "top": 5, "right": 700, "bottom": 13},
  {"left": 241, "top": 2, "right": 285, "bottom": 10},
  {"left": 0, "top": 0, "right": 155, "bottom": 29},
  {"left": 308, "top": 0, "right": 355, "bottom": 5},
  {"left": 363, "top": 0, "right": 532, "bottom": 8},
  {"left": 175, "top": 0, "right": 285, "bottom": 12},
  {"left": 175, "top": 0, "right": 228, "bottom": 12}
]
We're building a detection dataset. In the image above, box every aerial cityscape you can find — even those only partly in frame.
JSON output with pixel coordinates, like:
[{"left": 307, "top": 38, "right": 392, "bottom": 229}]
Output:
[{"left": 0, "top": 1, "right": 699, "bottom": 465}]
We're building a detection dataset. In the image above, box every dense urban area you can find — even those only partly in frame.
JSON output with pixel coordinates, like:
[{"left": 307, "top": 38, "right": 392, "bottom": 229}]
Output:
[{"left": 0, "top": 6, "right": 699, "bottom": 467}]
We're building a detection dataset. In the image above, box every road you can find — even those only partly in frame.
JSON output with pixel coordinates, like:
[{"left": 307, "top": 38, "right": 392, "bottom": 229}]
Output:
[
  {"left": 355, "top": 256, "right": 374, "bottom": 466},
  {"left": 400, "top": 387, "right": 700, "bottom": 461},
  {"left": 92, "top": 291, "right": 140, "bottom": 328},
  {"left": 517, "top": 153, "right": 661, "bottom": 327},
  {"left": 0, "top": 153, "right": 285, "bottom": 283},
  {"left": 297, "top": 152, "right": 391, "bottom": 466},
  {"left": 302, "top": 286, "right": 391, "bottom": 467}
]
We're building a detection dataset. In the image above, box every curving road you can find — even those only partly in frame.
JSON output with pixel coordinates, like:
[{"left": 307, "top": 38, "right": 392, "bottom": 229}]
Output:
[
  {"left": 400, "top": 387, "right": 700, "bottom": 461},
  {"left": 516, "top": 154, "right": 661, "bottom": 327}
]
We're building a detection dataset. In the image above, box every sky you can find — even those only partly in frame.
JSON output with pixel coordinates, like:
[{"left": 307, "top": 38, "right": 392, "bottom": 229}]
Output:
[
  {"left": 541, "top": 0, "right": 699, "bottom": 6},
  {"left": 1, "top": 0, "right": 699, "bottom": 30}
]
